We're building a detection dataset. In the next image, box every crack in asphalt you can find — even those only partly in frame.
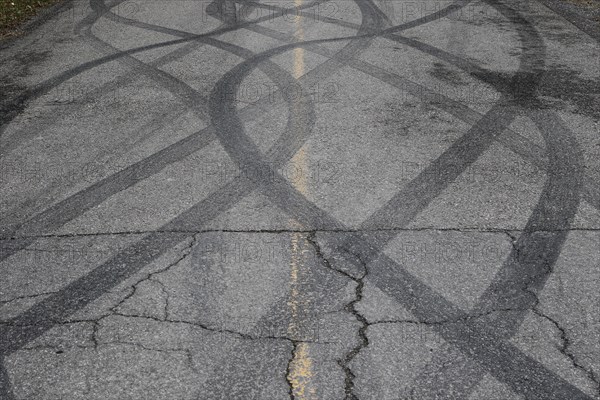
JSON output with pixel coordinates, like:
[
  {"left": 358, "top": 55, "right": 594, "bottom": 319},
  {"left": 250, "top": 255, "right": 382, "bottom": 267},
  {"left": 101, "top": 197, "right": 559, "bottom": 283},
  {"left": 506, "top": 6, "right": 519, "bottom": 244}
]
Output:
[
  {"left": 0, "top": 291, "right": 60, "bottom": 306},
  {"left": 369, "top": 308, "right": 529, "bottom": 326},
  {"left": 0, "top": 0, "right": 597, "bottom": 397},
  {"left": 90, "top": 319, "right": 100, "bottom": 351},
  {"left": 307, "top": 232, "right": 368, "bottom": 400},
  {"left": 340, "top": 269, "right": 368, "bottom": 400},
  {"left": 20, "top": 339, "right": 197, "bottom": 358},
  {"left": 502, "top": 230, "right": 547, "bottom": 308},
  {"left": 2, "top": 227, "right": 600, "bottom": 241},
  {"left": 3, "top": 228, "right": 597, "bottom": 398},
  {"left": 513, "top": 240, "right": 600, "bottom": 399},
  {"left": 1, "top": 234, "right": 319, "bottom": 349},
  {"left": 155, "top": 278, "right": 170, "bottom": 321},
  {"left": 532, "top": 306, "right": 600, "bottom": 397},
  {"left": 109, "top": 233, "right": 199, "bottom": 318},
  {"left": 0, "top": 233, "right": 198, "bottom": 309},
  {"left": 285, "top": 340, "right": 300, "bottom": 400},
  {"left": 305, "top": 228, "right": 600, "bottom": 399},
  {"left": 4, "top": 312, "right": 320, "bottom": 345},
  {"left": 107, "top": 313, "right": 322, "bottom": 344}
]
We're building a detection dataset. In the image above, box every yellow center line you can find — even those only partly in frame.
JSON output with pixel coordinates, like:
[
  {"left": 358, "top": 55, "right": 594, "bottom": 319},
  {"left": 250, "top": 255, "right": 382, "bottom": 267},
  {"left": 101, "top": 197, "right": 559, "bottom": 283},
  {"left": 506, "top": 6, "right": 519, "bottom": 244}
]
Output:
[{"left": 287, "top": 1, "right": 318, "bottom": 398}]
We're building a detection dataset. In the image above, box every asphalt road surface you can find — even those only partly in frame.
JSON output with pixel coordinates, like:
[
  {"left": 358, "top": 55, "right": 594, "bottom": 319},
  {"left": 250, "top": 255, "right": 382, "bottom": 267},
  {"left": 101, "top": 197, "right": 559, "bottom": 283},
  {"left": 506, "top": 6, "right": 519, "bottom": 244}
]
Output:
[{"left": 1, "top": 0, "right": 599, "bottom": 398}]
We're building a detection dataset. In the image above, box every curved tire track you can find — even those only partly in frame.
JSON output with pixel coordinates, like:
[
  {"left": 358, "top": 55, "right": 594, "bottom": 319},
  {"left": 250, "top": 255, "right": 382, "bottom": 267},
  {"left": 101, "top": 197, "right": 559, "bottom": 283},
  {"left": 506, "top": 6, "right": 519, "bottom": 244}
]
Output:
[{"left": 0, "top": 0, "right": 594, "bottom": 398}]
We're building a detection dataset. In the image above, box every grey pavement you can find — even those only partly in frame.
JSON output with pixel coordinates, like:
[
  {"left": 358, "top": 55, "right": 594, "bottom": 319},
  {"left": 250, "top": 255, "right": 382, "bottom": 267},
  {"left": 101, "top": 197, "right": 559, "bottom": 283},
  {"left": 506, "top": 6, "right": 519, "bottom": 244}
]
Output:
[{"left": 0, "top": 0, "right": 599, "bottom": 398}]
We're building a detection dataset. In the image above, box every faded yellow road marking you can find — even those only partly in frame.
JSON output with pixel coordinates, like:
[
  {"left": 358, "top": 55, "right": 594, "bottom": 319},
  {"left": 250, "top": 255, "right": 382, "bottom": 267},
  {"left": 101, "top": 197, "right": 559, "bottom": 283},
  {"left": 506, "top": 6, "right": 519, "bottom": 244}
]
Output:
[{"left": 287, "top": 1, "right": 318, "bottom": 398}]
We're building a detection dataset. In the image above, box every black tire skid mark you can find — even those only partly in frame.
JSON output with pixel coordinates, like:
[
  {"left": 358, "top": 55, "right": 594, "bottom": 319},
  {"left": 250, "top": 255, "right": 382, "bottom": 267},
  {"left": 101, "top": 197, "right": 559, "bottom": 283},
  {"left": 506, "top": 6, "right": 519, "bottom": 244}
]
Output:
[
  {"left": 0, "top": 5, "right": 580, "bottom": 400},
  {"left": 81, "top": 1, "right": 206, "bottom": 120},
  {"left": 198, "top": 1, "right": 393, "bottom": 397},
  {"left": 0, "top": 0, "right": 388, "bottom": 396},
  {"left": 93, "top": 0, "right": 324, "bottom": 132},
  {"left": 0, "top": 0, "right": 332, "bottom": 295},
  {"left": 84, "top": 0, "right": 328, "bottom": 139},
  {"left": 0, "top": 0, "right": 474, "bottom": 142},
  {"left": 0, "top": 0, "right": 432, "bottom": 384},
  {"left": 0, "top": 0, "right": 470, "bottom": 256},
  {"left": 97, "top": 0, "right": 391, "bottom": 170},
  {"left": 204, "top": 1, "right": 590, "bottom": 399},
  {"left": 535, "top": 0, "right": 600, "bottom": 42},
  {"left": 0, "top": 1, "right": 466, "bottom": 261},
  {"left": 409, "top": 113, "right": 585, "bottom": 398},
  {"left": 0, "top": 0, "right": 336, "bottom": 256},
  {"left": 202, "top": 0, "right": 389, "bottom": 227},
  {"left": 0, "top": 0, "right": 336, "bottom": 142},
  {"left": 3, "top": 0, "right": 596, "bottom": 253},
  {"left": 84, "top": 0, "right": 323, "bottom": 169},
  {"left": 245, "top": 0, "right": 600, "bottom": 212},
  {"left": 316, "top": 0, "right": 540, "bottom": 233},
  {"left": 405, "top": 0, "right": 584, "bottom": 395},
  {"left": 402, "top": 3, "right": 591, "bottom": 397},
  {"left": 322, "top": 0, "right": 587, "bottom": 396},
  {"left": 378, "top": 34, "right": 600, "bottom": 211},
  {"left": 209, "top": 70, "right": 591, "bottom": 399},
  {"left": 119, "top": 0, "right": 592, "bottom": 396},
  {"left": 319, "top": 0, "right": 545, "bottom": 245},
  {"left": 413, "top": 108, "right": 585, "bottom": 399},
  {"left": 0, "top": 50, "right": 197, "bottom": 160},
  {"left": 96, "top": 0, "right": 393, "bottom": 169},
  {"left": 0, "top": 1, "right": 588, "bottom": 398},
  {"left": 0, "top": 0, "right": 473, "bottom": 245},
  {"left": 366, "top": 0, "right": 586, "bottom": 397},
  {"left": 248, "top": 0, "right": 600, "bottom": 219},
  {"left": 0, "top": 357, "right": 14, "bottom": 400},
  {"left": 242, "top": 0, "right": 393, "bottom": 31},
  {"left": 0, "top": 1, "right": 219, "bottom": 233},
  {"left": 0, "top": 0, "right": 248, "bottom": 156},
  {"left": 235, "top": 11, "right": 559, "bottom": 215},
  {"left": 0, "top": 0, "right": 323, "bottom": 396},
  {"left": 0, "top": 0, "right": 340, "bottom": 236}
]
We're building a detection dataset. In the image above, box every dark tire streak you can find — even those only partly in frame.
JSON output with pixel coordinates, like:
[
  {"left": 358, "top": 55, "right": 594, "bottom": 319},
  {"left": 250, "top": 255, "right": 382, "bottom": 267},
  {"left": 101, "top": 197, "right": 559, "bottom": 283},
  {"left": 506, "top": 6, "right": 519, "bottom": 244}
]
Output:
[
  {"left": 410, "top": 110, "right": 586, "bottom": 399},
  {"left": 205, "top": 0, "right": 590, "bottom": 398},
  {"left": 0, "top": 0, "right": 470, "bottom": 254},
  {"left": 243, "top": 0, "right": 600, "bottom": 212},
  {"left": 0, "top": 0, "right": 593, "bottom": 398},
  {"left": 0, "top": 0, "right": 477, "bottom": 258},
  {"left": 396, "top": 0, "right": 587, "bottom": 396},
  {"left": 0, "top": 357, "right": 14, "bottom": 400},
  {"left": 0, "top": 0, "right": 329, "bottom": 257},
  {"left": 535, "top": 0, "right": 600, "bottom": 42},
  {"left": 0, "top": 0, "right": 384, "bottom": 395}
]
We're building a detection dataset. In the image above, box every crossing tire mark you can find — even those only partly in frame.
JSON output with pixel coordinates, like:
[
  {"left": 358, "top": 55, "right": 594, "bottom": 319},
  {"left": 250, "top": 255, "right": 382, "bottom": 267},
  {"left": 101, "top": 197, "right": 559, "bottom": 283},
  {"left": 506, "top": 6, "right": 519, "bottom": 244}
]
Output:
[
  {"left": 0, "top": 0, "right": 595, "bottom": 397},
  {"left": 0, "top": 0, "right": 386, "bottom": 395},
  {"left": 202, "top": 1, "right": 590, "bottom": 398},
  {"left": 535, "top": 0, "right": 600, "bottom": 42}
]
